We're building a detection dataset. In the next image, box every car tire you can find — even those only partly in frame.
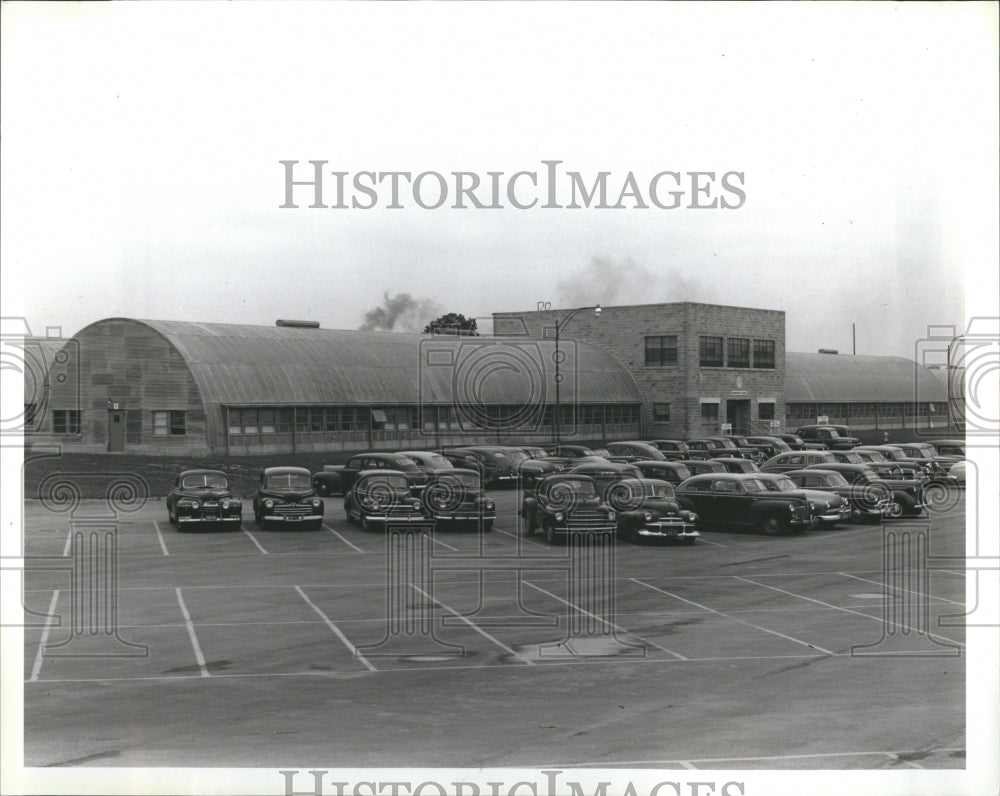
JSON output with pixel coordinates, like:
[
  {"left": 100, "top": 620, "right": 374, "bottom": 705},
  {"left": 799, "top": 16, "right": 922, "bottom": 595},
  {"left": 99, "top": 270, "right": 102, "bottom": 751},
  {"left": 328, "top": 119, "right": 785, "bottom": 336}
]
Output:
[
  {"left": 761, "top": 515, "right": 785, "bottom": 536},
  {"left": 683, "top": 536, "right": 697, "bottom": 545},
  {"left": 544, "top": 522, "right": 558, "bottom": 545},
  {"left": 483, "top": 520, "right": 494, "bottom": 533},
  {"left": 525, "top": 510, "right": 537, "bottom": 535},
  {"left": 316, "top": 482, "right": 330, "bottom": 497},
  {"left": 885, "top": 498, "right": 906, "bottom": 519}
]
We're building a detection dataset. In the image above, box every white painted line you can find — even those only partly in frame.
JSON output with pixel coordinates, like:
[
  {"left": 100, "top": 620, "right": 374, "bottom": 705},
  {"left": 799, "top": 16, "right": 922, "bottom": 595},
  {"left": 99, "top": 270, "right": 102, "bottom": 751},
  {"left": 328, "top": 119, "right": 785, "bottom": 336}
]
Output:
[
  {"left": 409, "top": 584, "right": 535, "bottom": 665},
  {"left": 677, "top": 761, "right": 696, "bottom": 770},
  {"left": 242, "top": 529, "right": 269, "bottom": 554},
  {"left": 939, "top": 569, "right": 967, "bottom": 577},
  {"left": 837, "top": 571, "right": 964, "bottom": 606},
  {"left": 523, "top": 580, "right": 688, "bottom": 660},
  {"left": 175, "top": 588, "right": 210, "bottom": 677},
  {"left": 152, "top": 520, "right": 170, "bottom": 556},
  {"left": 294, "top": 585, "right": 377, "bottom": 672},
  {"left": 430, "top": 536, "right": 459, "bottom": 552},
  {"left": 735, "top": 576, "right": 966, "bottom": 649},
  {"left": 631, "top": 578, "right": 834, "bottom": 656},
  {"left": 494, "top": 527, "right": 549, "bottom": 548},
  {"left": 693, "top": 537, "right": 728, "bottom": 547},
  {"left": 555, "top": 747, "right": 966, "bottom": 768},
  {"left": 29, "top": 591, "right": 60, "bottom": 682},
  {"left": 324, "top": 525, "right": 365, "bottom": 553},
  {"left": 62, "top": 530, "right": 73, "bottom": 557}
]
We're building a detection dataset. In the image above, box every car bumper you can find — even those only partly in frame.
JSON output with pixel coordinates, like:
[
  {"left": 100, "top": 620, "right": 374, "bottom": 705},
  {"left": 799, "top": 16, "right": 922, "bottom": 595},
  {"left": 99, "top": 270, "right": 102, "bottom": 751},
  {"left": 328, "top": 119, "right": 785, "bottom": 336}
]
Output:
[
  {"left": 434, "top": 514, "right": 497, "bottom": 522},
  {"left": 551, "top": 525, "right": 617, "bottom": 535},
  {"left": 263, "top": 513, "right": 323, "bottom": 524},
  {"left": 636, "top": 522, "right": 700, "bottom": 540},
  {"left": 177, "top": 514, "right": 243, "bottom": 525},
  {"left": 817, "top": 507, "right": 853, "bottom": 522}
]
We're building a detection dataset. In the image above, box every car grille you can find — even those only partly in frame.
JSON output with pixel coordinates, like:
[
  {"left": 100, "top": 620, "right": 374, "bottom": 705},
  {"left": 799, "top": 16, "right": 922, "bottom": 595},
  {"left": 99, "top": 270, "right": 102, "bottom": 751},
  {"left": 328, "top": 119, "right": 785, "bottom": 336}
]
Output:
[
  {"left": 387, "top": 504, "right": 422, "bottom": 518},
  {"left": 565, "top": 508, "right": 614, "bottom": 531},
  {"left": 273, "top": 503, "right": 313, "bottom": 517}
]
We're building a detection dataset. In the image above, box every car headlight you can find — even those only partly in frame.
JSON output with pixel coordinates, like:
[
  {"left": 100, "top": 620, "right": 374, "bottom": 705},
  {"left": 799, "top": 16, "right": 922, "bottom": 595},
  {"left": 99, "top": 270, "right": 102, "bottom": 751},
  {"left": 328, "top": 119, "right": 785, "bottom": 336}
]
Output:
[
  {"left": 643, "top": 511, "right": 653, "bottom": 522},
  {"left": 191, "top": 500, "right": 200, "bottom": 510},
  {"left": 485, "top": 501, "right": 494, "bottom": 511},
  {"left": 312, "top": 499, "right": 321, "bottom": 508},
  {"left": 264, "top": 499, "right": 274, "bottom": 509},
  {"left": 221, "top": 500, "right": 230, "bottom": 510},
  {"left": 554, "top": 512, "right": 565, "bottom": 523},
  {"left": 607, "top": 511, "right": 616, "bottom": 521}
]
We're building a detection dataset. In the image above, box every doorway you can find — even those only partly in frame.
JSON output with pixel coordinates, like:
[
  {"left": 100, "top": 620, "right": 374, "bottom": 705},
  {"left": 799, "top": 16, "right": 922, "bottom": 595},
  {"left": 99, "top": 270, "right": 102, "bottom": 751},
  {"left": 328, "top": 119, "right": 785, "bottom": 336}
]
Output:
[
  {"left": 726, "top": 399, "right": 750, "bottom": 435},
  {"left": 108, "top": 410, "right": 125, "bottom": 451}
]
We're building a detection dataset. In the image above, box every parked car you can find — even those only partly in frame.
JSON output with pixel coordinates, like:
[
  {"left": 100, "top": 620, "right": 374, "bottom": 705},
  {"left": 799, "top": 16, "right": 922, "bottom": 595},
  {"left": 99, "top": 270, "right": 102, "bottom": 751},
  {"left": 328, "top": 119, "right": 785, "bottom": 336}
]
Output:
[
  {"left": 421, "top": 468, "right": 495, "bottom": 533},
  {"left": 313, "top": 452, "right": 427, "bottom": 496},
  {"left": 253, "top": 466, "right": 324, "bottom": 530},
  {"left": 794, "top": 425, "right": 862, "bottom": 450},
  {"left": 778, "top": 432, "right": 822, "bottom": 451},
  {"left": 754, "top": 472, "right": 852, "bottom": 527},
  {"left": 887, "top": 442, "right": 954, "bottom": 475},
  {"left": 441, "top": 446, "right": 519, "bottom": 487},
  {"left": 948, "top": 460, "right": 966, "bottom": 487},
  {"left": 805, "top": 462, "right": 925, "bottom": 518},
  {"left": 760, "top": 450, "right": 837, "bottom": 473},
  {"left": 784, "top": 468, "right": 891, "bottom": 522},
  {"left": 604, "top": 441, "right": 667, "bottom": 461},
  {"left": 853, "top": 446, "right": 932, "bottom": 480},
  {"left": 675, "top": 473, "right": 812, "bottom": 535},
  {"left": 829, "top": 450, "right": 866, "bottom": 465},
  {"left": 398, "top": 451, "right": 456, "bottom": 475},
  {"left": 567, "top": 460, "right": 644, "bottom": 499},
  {"left": 608, "top": 478, "right": 699, "bottom": 544},
  {"left": 727, "top": 435, "right": 772, "bottom": 462},
  {"left": 519, "top": 445, "right": 552, "bottom": 459},
  {"left": 167, "top": 469, "right": 243, "bottom": 531},
  {"left": 687, "top": 437, "right": 755, "bottom": 461},
  {"left": 678, "top": 460, "right": 729, "bottom": 476},
  {"left": 644, "top": 439, "right": 697, "bottom": 461},
  {"left": 520, "top": 473, "right": 617, "bottom": 544},
  {"left": 743, "top": 435, "right": 793, "bottom": 458},
  {"left": 345, "top": 470, "right": 431, "bottom": 531},
  {"left": 497, "top": 446, "right": 562, "bottom": 478},
  {"left": 632, "top": 460, "right": 693, "bottom": 486},
  {"left": 710, "top": 457, "right": 760, "bottom": 474},
  {"left": 927, "top": 439, "right": 966, "bottom": 459}
]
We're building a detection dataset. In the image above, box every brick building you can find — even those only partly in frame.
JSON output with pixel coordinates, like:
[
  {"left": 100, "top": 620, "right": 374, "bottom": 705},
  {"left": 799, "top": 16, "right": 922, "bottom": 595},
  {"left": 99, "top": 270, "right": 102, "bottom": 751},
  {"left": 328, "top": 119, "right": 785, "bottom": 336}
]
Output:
[{"left": 492, "top": 302, "right": 786, "bottom": 439}]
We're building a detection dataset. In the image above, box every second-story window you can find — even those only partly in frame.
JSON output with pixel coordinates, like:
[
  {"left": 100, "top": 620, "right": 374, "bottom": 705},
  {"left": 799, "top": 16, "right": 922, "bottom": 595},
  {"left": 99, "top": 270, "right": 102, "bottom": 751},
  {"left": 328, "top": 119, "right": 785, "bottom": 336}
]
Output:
[
  {"left": 699, "top": 336, "right": 724, "bottom": 367},
  {"left": 644, "top": 335, "right": 678, "bottom": 366}
]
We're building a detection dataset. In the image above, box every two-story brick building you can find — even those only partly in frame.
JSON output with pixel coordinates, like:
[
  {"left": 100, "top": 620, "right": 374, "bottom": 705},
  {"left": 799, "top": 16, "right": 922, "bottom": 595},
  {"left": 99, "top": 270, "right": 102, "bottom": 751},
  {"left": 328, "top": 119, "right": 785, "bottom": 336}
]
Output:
[{"left": 492, "top": 302, "right": 786, "bottom": 439}]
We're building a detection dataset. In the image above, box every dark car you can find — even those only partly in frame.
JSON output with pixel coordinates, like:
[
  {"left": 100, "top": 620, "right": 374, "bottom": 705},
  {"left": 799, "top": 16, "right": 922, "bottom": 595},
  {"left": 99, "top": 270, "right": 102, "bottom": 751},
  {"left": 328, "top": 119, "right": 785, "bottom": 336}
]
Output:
[
  {"left": 678, "top": 459, "right": 729, "bottom": 477},
  {"left": 778, "top": 433, "right": 821, "bottom": 451},
  {"left": 784, "top": 468, "right": 891, "bottom": 522},
  {"left": 709, "top": 457, "right": 760, "bottom": 474},
  {"left": 604, "top": 441, "right": 667, "bottom": 462},
  {"left": 794, "top": 425, "right": 861, "bottom": 450},
  {"left": 421, "top": 468, "right": 495, "bottom": 533},
  {"left": 853, "top": 446, "right": 932, "bottom": 480},
  {"left": 805, "top": 462, "right": 925, "bottom": 519},
  {"left": 675, "top": 473, "right": 811, "bottom": 535},
  {"left": 398, "top": 450, "right": 456, "bottom": 475},
  {"left": 313, "top": 452, "right": 427, "bottom": 496},
  {"left": 743, "top": 435, "right": 793, "bottom": 458},
  {"left": 926, "top": 439, "right": 966, "bottom": 459},
  {"left": 754, "top": 472, "right": 852, "bottom": 527},
  {"left": 726, "top": 435, "right": 771, "bottom": 463},
  {"left": 687, "top": 437, "right": 754, "bottom": 461},
  {"left": 253, "top": 467, "right": 324, "bottom": 530},
  {"left": 520, "top": 474, "right": 617, "bottom": 544},
  {"left": 632, "top": 460, "right": 693, "bottom": 486},
  {"left": 608, "top": 478, "right": 699, "bottom": 544},
  {"left": 345, "top": 470, "right": 432, "bottom": 531},
  {"left": 645, "top": 439, "right": 697, "bottom": 461},
  {"left": 567, "top": 460, "right": 644, "bottom": 499},
  {"left": 760, "top": 450, "right": 837, "bottom": 473},
  {"left": 497, "top": 446, "right": 562, "bottom": 478},
  {"left": 166, "top": 469, "right": 243, "bottom": 531},
  {"left": 441, "top": 446, "right": 519, "bottom": 487}
]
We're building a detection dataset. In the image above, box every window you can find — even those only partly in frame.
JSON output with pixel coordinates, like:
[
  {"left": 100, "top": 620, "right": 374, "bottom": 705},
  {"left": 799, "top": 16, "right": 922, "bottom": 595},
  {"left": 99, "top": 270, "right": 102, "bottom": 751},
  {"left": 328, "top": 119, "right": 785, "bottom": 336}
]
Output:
[
  {"left": 700, "top": 403, "right": 719, "bottom": 421},
  {"left": 153, "top": 410, "right": 185, "bottom": 436},
  {"left": 753, "top": 339, "right": 775, "bottom": 369},
  {"left": 727, "top": 338, "right": 750, "bottom": 368},
  {"left": 758, "top": 401, "right": 775, "bottom": 420},
  {"left": 652, "top": 403, "right": 671, "bottom": 422},
  {"left": 277, "top": 409, "right": 294, "bottom": 433},
  {"left": 699, "top": 336, "right": 724, "bottom": 367},
  {"left": 126, "top": 409, "right": 142, "bottom": 443},
  {"left": 52, "top": 410, "right": 81, "bottom": 435},
  {"left": 644, "top": 335, "right": 678, "bottom": 366}
]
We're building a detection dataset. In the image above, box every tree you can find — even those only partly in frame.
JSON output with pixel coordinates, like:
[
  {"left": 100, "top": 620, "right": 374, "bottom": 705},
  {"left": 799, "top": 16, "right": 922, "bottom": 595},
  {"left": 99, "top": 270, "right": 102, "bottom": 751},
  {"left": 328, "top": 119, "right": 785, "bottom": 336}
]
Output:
[{"left": 423, "top": 313, "right": 479, "bottom": 336}]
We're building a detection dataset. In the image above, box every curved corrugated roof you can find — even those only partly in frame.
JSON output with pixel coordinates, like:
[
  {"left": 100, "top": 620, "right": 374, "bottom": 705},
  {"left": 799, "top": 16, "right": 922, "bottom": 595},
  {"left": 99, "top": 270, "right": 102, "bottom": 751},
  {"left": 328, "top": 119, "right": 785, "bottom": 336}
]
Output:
[
  {"left": 786, "top": 352, "right": 948, "bottom": 403},
  {"left": 115, "top": 319, "right": 641, "bottom": 406}
]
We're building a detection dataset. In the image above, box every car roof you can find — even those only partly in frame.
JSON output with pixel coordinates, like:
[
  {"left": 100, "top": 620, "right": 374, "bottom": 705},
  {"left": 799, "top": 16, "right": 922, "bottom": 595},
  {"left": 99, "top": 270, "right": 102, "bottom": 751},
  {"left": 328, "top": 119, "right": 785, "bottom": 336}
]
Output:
[
  {"left": 263, "top": 466, "right": 311, "bottom": 475},
  {"left": 427, "top": 467, "right": 480, "bottom": 478},
  {"left": 618, "top": 477, "right": 673, "bottom": 488},
  {"left": 179, "top": 468, "right": 228, "bottom": 477},
  {"left": 356, "top": 469, "right": 410, "bottom": 479},
  {"left": 784, "top": 468, "right": 841, "bottom": 477}
]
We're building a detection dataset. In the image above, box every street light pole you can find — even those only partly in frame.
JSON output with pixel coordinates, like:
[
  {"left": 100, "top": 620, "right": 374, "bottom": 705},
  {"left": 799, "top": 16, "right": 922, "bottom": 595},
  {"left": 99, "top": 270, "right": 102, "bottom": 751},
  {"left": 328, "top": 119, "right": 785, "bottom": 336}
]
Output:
[{"left": 538, "top": 302, "right": 601, "bottom": 446}]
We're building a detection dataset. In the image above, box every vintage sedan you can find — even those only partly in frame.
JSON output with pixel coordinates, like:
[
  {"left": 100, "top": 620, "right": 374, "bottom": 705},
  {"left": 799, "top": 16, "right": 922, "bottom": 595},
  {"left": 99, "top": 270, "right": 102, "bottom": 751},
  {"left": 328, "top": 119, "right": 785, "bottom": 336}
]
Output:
[
  {"left": 675, "top": 473, "right": 812, "bottom": 535},
  {"left": 928, "top": 439, "right": 966, "bottom": 459},
  {"left": 633, "top": 460, "right": 693, "bottom": 486},
  {"left": 645, "top": 439, "right": 697, "bottom": 461},
  {"left": 253, "top": 467, "right": 324, "bottom": 530},
  {"left": 314, "top": 452, "right": 427, "bottom": 496},
  {"left": 608, "top": 478, "right": 699, "bottom": 544},
  {"left": 754, "top": 472, "right": 852, "bottom": 527},
  {"left": 567, "top": 460, "right": 644, "bottom": 499},
  {"left": 345, "top": 470, "right": 432, "bottom": 531},
  {"left": 398, "top": 450, "right": 456, "bottom": 475},
  {"left": 441, "top": 446, "right": 520, "bottom": 487},
  {"left": 677, "top": 459, "right": 729, "bottom": 477},
  {"left": 521, "top": 473, "right": 617, "bottom": 544},
  {"left": 710, "top": 457, "right": 760, "bottom": 474},
  {"left": 604, "top": 441, "right": 667, "bottom": 462},
  {"left": 784, "top": 468, "right": 891, "bottom": 522},
  {"left": 167, "top": 469, "right": 243, "bottom": 531},
  {"left": 794, "top": 425, "right": 862, "bottom": 449},
  {"left": 760, "top": 450, "right": 837, "bottom": 473},
  {"left": 805, "top": 462, "right": 925, "bottom": 518},
  {"left": 421, "top": 468, "right": 495, "bottom": 532},
  {"left": 687, "top": 437, "right": 752, "bottom": 460},
  {"left": 743, "top": 435, "right": 793, "bottom": 458}
]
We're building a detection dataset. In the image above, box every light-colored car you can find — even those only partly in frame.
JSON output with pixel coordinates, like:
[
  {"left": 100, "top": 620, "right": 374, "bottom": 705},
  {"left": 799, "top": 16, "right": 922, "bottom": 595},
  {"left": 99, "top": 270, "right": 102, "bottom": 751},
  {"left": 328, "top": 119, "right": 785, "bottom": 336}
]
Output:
[{"left": 948, "top": 460, "right": 966, "bottom": 487}]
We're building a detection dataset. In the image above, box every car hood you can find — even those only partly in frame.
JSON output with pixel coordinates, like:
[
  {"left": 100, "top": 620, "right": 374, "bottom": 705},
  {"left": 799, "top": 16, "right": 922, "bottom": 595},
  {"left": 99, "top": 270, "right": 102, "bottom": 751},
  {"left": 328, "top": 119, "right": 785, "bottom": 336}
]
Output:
[
  {"left": 259, "top": 488, "right": 315, "bottom": 502},
  {"left": 177, "top": 487, "right": 232, "bottom": 501}
]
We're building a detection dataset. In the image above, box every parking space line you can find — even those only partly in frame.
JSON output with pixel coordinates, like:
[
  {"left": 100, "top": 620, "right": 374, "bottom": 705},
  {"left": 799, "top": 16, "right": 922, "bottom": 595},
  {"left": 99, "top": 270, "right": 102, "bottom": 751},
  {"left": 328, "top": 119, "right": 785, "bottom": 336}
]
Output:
[
  {"left": 430, "top": 536, "right": 460, "bottom": 552},
  {"left": 494, "top": 527, "right": 548, "bottom": 548},
  {"left": 735, "top": 576, "right": 967, "bottom": 649},
  {"left": 556, "top": 747, "right": 966, "bottom": 768},
  {"left": 324, "top": 525, "right": 365, "bottom": 553},
  {"left": 62, "top": 530, "right": 72, "bottom": 557},
  {"left": 152, "top": 520, "right": 170, "bottom": 556},
  {"left": 522, "top": 580, "right": 688, "bottom": 660},
  {"left": 693, "top": 537, "right": 728, "bottom": 547},
  {"left": 29, "top": 590, "right": 60, "bottom": 682},
  {"left": 837, "top": 571, "right": 964, "bottom": 606},
  {"left": 409, "top": 584, "right": 536, "bottom": 665},
  {"left": 174, "top": 588, "right": 210, "bottom": 677},
  {"left": 939, "top": 569, "right": 966, "bottom": 577},
  {"left": 294, "top": 586, "right": 377, "bottom": 671},
  {"left": 242, "top": 528, "right": 269, "bottom": 554},
  {"left": 631, "top": 578, "right": 834, "bottom": 656}
]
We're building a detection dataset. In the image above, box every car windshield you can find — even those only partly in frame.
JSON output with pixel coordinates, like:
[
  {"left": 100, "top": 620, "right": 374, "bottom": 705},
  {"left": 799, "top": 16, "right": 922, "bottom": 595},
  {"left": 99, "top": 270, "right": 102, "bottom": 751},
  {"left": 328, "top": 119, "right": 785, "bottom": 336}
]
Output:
[
  {"left": 427, "top": 455, "right": 452, "bottom": 468},
  {"left": 641, "top": 482, "right": 675, "bottom": 499},
  {"left": 547, "top": 480, "right": 596, "bottom": 499},
  {"left": 765, "top": 477, "right": 797, "bottom": 491},
  {"left": 741, "top": 479, "right": 766, "bottom": 493},
  {"left": 435, "top": 472, "right": 480, "bottom": 489},
  {"left": 716, "top": 439, "right": 737, "bottom": 448},
  {"left": 839, "top": 452, "right": 863, "bottom": 463},
  {"left": 672, "top": 465, "right": 692, "bottom": 479},
  {"left": 787, "top": 436, "right": 804, "bottom": 445},
  {"left": 823, "top": 429, "right": 842, "bottom": 438},
  {"left": 862, "top": 450, "right": 887, "bottom": 461},
  {"left": 182, "top": 473, "right": 227, "bottom": 489},
  {"left": 491, "top": 451, "right": 512, "bottom": 462},
  {"left": 363, "top": 474, "right": 409, "bottom": 490},
  {"left": 266, "top": 472, "right": 311, "bottom": 489},
  {"left": 591, "top": 448, "right": 611, "bottom": 457},
  {"left": 822, "top": 473, "right": 849, "bottom": 487},
  {"left": 881, "top": 449, "right": 905, "bottom": 461},
  {"left": 505, "top": 450, "right": 529, "bottom": 463}
]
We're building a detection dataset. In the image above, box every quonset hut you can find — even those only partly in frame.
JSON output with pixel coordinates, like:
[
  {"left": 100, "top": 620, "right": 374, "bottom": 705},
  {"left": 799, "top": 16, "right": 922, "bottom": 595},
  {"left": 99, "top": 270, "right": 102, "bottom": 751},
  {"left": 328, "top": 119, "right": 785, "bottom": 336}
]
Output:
[{"left": 33, "top": 318, "right": 644, "bottom": 456}]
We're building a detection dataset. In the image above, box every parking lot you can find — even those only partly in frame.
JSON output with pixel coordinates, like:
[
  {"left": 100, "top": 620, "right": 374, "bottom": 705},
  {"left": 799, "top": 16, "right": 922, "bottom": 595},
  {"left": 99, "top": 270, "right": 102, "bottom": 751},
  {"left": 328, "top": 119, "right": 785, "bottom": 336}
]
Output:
[{"left": 21, "top": 486, "right": 966, "bottom": 771}]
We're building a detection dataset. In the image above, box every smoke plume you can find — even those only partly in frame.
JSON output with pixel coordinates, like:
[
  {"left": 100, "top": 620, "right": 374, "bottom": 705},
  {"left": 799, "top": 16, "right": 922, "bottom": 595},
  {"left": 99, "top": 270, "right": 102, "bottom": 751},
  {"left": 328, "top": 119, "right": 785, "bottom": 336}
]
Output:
[
  {"left": 359, "top": 292, "right": 441, "bottom": 332},
  {"left": 556, "top": 254, "right": 718, "bottom": 307}
]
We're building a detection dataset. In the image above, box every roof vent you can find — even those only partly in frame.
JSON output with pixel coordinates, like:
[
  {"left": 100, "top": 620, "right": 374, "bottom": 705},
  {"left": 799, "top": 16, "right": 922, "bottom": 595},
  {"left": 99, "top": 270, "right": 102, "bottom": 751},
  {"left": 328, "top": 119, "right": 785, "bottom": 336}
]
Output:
[
  {"left": 276, "top": 320, "right": 320, "bottom": 328},
  {"left": 818, "top": 348, "right": 838, "bottom": 354}
]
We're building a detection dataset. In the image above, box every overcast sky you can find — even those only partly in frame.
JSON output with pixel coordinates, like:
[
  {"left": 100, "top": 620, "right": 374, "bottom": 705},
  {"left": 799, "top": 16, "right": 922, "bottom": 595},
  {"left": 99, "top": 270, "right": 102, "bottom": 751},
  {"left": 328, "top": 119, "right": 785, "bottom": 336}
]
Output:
[{"left": 2, "top": 3, "right": 997, "bottom": 360}]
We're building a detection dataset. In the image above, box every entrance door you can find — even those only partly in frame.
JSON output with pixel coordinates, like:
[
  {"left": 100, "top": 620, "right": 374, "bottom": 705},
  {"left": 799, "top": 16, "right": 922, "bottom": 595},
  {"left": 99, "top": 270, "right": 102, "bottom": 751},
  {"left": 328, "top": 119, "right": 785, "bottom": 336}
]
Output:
[
  {"left": 726, "top": 399, "right": 750, "bottom": 435},
  {"left": 108, "top": 410, "right": 125, "bottom": 452}
]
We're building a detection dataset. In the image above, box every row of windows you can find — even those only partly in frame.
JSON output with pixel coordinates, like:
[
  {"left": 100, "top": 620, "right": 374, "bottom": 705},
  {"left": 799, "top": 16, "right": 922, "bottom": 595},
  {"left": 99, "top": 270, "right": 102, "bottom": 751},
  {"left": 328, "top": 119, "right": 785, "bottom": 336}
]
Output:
[
  {"left": 786, "top": 402, "right": 941, "bottom": 420},
  {"left": 648, "top": 402, "right": 775, "bottom": 423},
  {"left": 227, "top": 405, "right": 641, "bottom": 435},
  {"left": 48, "top": 410, "right": 186, "bottom": 436},
  {"left": 643, "top": 336, "right": 776, "bottom": 369}
]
